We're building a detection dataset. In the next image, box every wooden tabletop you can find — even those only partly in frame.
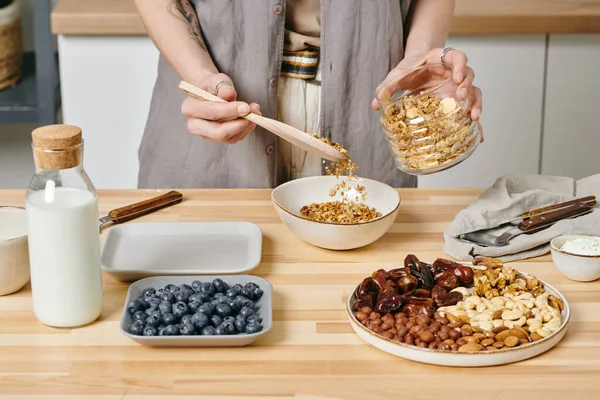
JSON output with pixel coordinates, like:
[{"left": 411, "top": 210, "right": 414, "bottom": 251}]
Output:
[
  {"left": 1, "top": 188, "right": 600, "bottom": 399},
  {"left": 51, "top": 0, "right": 600, "bottom": 35}
]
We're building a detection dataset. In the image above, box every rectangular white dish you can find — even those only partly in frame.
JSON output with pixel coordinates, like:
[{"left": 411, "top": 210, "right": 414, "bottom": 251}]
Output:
[
  {"left": 120, "top": 275, "right": 272, "bottom": 347},
  {"left": 101, "top": 222, "right": 262, "bottom": 282}
]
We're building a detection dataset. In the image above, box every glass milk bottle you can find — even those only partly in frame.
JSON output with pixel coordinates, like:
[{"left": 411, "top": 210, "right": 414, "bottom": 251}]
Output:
[{"left": 26, "top": 125, "right": 103, "bottom": 328}]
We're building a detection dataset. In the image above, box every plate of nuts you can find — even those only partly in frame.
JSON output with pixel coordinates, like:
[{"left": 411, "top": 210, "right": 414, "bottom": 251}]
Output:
[{"left": 347, "top": 255, "right": 570, "bottom": 367}]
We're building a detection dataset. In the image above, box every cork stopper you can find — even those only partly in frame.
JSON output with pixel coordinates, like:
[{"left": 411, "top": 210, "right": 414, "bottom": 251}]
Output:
[{"left": 32, "top": 125, "right": 83, "bottom": 170}]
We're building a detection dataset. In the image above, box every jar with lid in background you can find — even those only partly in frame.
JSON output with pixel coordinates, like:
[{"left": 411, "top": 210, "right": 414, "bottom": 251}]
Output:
[{"left": 26, "top": 125, "right": 103, "bottom": 328}]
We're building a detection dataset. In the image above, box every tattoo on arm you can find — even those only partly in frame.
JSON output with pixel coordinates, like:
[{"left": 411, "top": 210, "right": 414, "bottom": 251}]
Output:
[{"left": 168, "top": 1, "right": 207, "bottom": 51}]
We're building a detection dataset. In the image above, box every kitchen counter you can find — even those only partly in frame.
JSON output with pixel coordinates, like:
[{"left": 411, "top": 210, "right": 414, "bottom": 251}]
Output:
[
  {"left": 1, "top": 188, "right": 599, "bottom": 399},
  {"left": 51, "top": 0, "right": 600, "bottom": 35}
]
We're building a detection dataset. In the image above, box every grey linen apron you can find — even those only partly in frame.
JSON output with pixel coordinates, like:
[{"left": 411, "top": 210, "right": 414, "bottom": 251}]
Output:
[{"left": 138, "top": 0, "right": 417, "bottom": 189}]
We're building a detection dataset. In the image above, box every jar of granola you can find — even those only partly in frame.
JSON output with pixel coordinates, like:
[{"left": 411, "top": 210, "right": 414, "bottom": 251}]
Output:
[{"left": 375, "top": 64, "right": 481, "bottom": 175}]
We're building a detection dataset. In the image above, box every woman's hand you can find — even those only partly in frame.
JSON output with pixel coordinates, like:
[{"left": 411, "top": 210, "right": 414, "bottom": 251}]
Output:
[
  {"left": 181, "top": 72, "right": 261, "bottom": 144},
  {"left": 372, "top": 48, "right": 483, "bottom": 139}
]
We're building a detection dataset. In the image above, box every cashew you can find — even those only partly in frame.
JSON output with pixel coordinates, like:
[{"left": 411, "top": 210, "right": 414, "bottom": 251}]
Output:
[
  {"left": 466, "top": 296, "right": 483, "bottom": 305},
  {"left": 456, "top": 301, "right": 466, "bottom": 310},
  {"left": 476, "top": 303, "right": 487, "bottom": 313},
  {"left": 541, "top": 310, "right": 553, "bottom": 323},
  {"left": 467, "top": 310, "right": 479, "bottom": 319},
  {"left": 482, "top": 298, "right": 494, "bottom": 309},
  {"left": 470, "top": 320, "right": 481, "bottom": 328},
  {"left": 537, "top": 327, "right": 552, "bottom": 338},
  {"left": 516, "top": 292, "right": 534, "bottom": 300},
  {"left": 532, "top": 307, "right": 541, "bottom": 316},
  {"left": 535, "top": 292, "right": 550, "bottom": 310},
  {"left": 465, "top": 302, "right": 476, "bottom": 310},
  {"left": 491, "top": 297, "right": 505, "bottom": 307},
  {"left": 504, "top": 300, "right": 516, "bottom": 310},
  {"left": 549, "top": 307, "right": 561, "bottom": 319},
  {"left": 526, "top": 318, "right": 543, "bottom": 333},
  {"left": 492, "top": 319, "right": 504, "bottom": 328},
  {"left": 474, "top": 313, "right": 492, "bottom": 322},
  {"left": 451, "top": 287, "right": 470, "bottom": 297},
  {"left": 521, "top": 300, "right": 535, "bottom": 309},
  {"left": 502, "top": 309, "right": 523, "bottom": 321},
  {"left": 504, "top": 316, "right": 526, "bottom": 328}
]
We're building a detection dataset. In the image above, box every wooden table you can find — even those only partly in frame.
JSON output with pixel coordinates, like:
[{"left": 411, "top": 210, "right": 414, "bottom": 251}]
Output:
[
  {"left": 51, "top": 0, "right": 600, "bottom": 35},
  {"left": 1, "top": 189, "right": 599, "bottom": 399}
]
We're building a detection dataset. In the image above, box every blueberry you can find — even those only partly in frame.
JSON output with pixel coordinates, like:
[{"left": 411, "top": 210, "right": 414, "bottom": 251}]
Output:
[
  {"left": 221, "top": 321, "right": 236, "bottom": 335},
  {"left": 226, "top": 298, "right": 240, "bottom": 313},
  {"left": 199, "top": 282, "right": 215, "bottom": 296},
  {"left": 215, "top": 303, "right": 232, "bottom": 318},
  {"left": 142, "top": 287, "right": 157, "bottom": 297},
  {"left": 191, "top": 280, "right": 203, "bottom": 293},
  {"left": 231, "top": 284, "right": 244, "bottom": 294},
  {"left": 127, "top": 300, "right": 142, "bottom": 315},
  {"left": 251, "top": 287, "right": 264, "bottom": 300},
  {"left": 245, "top": 321, "right": 263, "bottom": 334},
  {"left": 128, "top": 320, "right": 144, "bottom": 335},
  {"left": 240, "top": 287, "right": 253, "bottom": 300},
  {"left": 164, "top": 284, "right": 178, "bottom": 293},
  {"left": 160, "top": 291, "right": 176, "bottom": 303},
  {"left": 235, "top": 313, "right": 246, "bottom": 321},
  {"left": 211, "top": 299, "right": 223, "bottom": 308},
  {"left": 191, "top": 312, "right": 209, "bottom": 329},
  {"left": 136, "top": 297, "right": 150, "bottom": 310},
  {"left": 197, "top": 292, "right": 211, "bottom": 303},
  {"left": 146, "top": 297, "right": 161, "bottom": 309},
  {"left": 162, "top": 324, "right": 179, "bottom": 336},
  {"left": 225, "top": 288, "right": 238, "bottom": 299},
  {"left": 245, "top": 282, "right": 260, "bottom": 292},
  {"left": 234, "top": 318, "right": 247, "bottom": 333},
  {"left": 143, "top": 325, "right": 158, "bottom": 336},
  {"left": 239, "top": 306, "right": 255, "bottom": 319},
  {"left": 215, "top": 324, "right": 229, "bottom": 335},
  {"left": 201, "top": 326, "right": 217, "bottom": 336},
  {"left": 172, "top": 301, "right": 189, "bottom": 318},
  {"left": 215, "top": 292, "right": 228, "bottom": 300},
  {"left": 188, "top": 300, "right": 202, "bottom": 313},
  {"left": 179, "top": 283, "right": 193, "bottom": 292},
  {"left": 145, "top": 306, "right": 159, "bottom": 316},
  {"left": 235, "top": 295, "right": 253, "bottom": 309},
  {"left": 210, "top": 315, "right": 223, "bottom": 327},
  {"left": 175, "top": 290, "right": 192, "bottom": 303},
  {"left": 162, "top": 312, "right": 178, "bottom": 325},
  {"left": 159, "top": 300, "right": 172, "bottom": 315},
  {"left": 198, "top": 303, "right": 214, "bottom": 317},
  {"left": 146, "top": 314, "right": 161, "bottom": 328},
  {"left": 246, "top": 314, "right": 262, "bottom": 324},
  {"left": 180, "top": 323, "right": 195, "bottom": 336},
  {"left": 133, "top": 310, "right": 146, "bottom": 322},
  {"left": 212, "top": 278, "right": 229, "bottom": 293},
  {"left": 223, "top": 316, "right": 235, "bottom": 325},
  {"left": 188, "top": 293, "right": 202, "bottom": 304},
  {"left": 158, "top": 326, "right": 166, "bottom": 336},
  {"left": 181, "top": 314, "right": 194, "bottom": 326}
]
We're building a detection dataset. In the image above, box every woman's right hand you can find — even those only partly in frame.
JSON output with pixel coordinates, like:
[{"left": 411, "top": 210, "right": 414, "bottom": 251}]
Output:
[{"left": 181, "top": 73, "right": 261, "bottom": 144}]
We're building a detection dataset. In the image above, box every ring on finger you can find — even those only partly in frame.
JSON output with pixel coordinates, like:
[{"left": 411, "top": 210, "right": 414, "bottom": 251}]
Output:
[
  {"left": 440, "top": 47, "right": 455, "bottom": 68},
  {"left": 215, "top": 80, "right": 234, "bottom": 94}
]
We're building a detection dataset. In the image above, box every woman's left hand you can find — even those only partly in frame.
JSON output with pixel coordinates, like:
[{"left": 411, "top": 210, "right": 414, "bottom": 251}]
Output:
[{"left": 371, "top": 48, "right": 483, "bottom": 129}]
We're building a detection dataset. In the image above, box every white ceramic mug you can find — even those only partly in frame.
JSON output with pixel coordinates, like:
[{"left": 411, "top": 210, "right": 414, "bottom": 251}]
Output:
[{"left": 0, "top": 206, "right": 30, "bottom": 296}]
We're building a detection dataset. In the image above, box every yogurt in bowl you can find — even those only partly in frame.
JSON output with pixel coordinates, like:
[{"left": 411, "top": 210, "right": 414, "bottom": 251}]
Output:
[
  {"left": 0, "top": 206, "right": 30, "bottom": 295},
  {"left": 551, "top": 234, "right": 600, "bottom": 282}
]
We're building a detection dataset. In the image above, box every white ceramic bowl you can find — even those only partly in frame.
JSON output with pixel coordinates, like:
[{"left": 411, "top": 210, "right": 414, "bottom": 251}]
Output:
[
  {"left": 550, "top": 234, "right": 600, "bottom": 282},
  {"left": 271, "top": 176, "right": 400, "bottom": 250},
  {"left": 0, "top": 206, "right": 30, "bottom": 296}
]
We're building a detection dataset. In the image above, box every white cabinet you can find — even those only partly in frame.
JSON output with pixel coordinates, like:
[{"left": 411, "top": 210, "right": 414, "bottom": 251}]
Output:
[
  {"left": 58, "top": 36, "right": 158, "bottom": 189},
  {"left": 541, "top": 35, "right": 600, "bottom": 179},
  {"left": 418, "top": 35, "right": 547, "bottom": 188}
]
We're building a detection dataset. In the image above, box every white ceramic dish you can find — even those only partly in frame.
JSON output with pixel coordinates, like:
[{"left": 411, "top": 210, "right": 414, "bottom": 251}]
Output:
[
  {"left": 120, "top": 275, "right": 272, "bottom": 347},
  {"left": 271, "top": 176, "right": 400, "bottom": 250},
  {"left": 550, "top": 234, "right": 600, "bottom": 282},
  {"left": 346, "top": 271, "right": 570, "bottom": 367},
  {"left": 0, "top": 206, "right": 30, "bottom": 296},
  {"left": 101, "top": 222, "right": 262, "bottom": 282}
]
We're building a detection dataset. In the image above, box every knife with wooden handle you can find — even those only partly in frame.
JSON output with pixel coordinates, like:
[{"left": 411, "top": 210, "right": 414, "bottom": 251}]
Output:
[
  {"left": 98, "top": 190, "right": 183, "bottom": 230},
  {"left": 520, "top": 195, "right": 596, "bottom": 220}
]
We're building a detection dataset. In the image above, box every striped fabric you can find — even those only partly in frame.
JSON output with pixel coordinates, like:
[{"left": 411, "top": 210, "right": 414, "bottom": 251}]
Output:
[{"left": 281, "top": 47, "right": 320, "bottom": 80}]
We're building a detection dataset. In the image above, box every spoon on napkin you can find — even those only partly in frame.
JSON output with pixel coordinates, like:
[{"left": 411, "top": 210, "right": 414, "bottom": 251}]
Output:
[{"left": 178, "top": 81, "right": 346, "bottom": 163}]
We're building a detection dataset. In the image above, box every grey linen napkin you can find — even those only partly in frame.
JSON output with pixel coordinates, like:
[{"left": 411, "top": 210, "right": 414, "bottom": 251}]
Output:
[{"left": 443, "top": 174, "right": 600, "bottom": 262}]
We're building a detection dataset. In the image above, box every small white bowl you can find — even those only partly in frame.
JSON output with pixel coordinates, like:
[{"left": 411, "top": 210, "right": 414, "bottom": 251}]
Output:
[
  {"left": 550, "top": 234, "right": 600, "bottom": 282},
  {"left": 271, "top": 176, "right": 400, "bottom": 250},
  {"left": 0, "top": 206, "right": 30, "bottom": 296}
]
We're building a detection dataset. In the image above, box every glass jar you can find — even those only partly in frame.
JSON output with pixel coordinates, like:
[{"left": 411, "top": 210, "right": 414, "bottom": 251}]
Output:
[
  {"left": 375, "top": 64, "right": 481, "bottom": 175},
  {"left": 25, "top": 124, "right": 103, "bottom": 328}
]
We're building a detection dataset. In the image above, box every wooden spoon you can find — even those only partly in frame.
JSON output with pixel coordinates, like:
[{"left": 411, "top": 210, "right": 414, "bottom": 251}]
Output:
[{"left": 178, "top": 80, "right": 346, "bottom": 162}]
